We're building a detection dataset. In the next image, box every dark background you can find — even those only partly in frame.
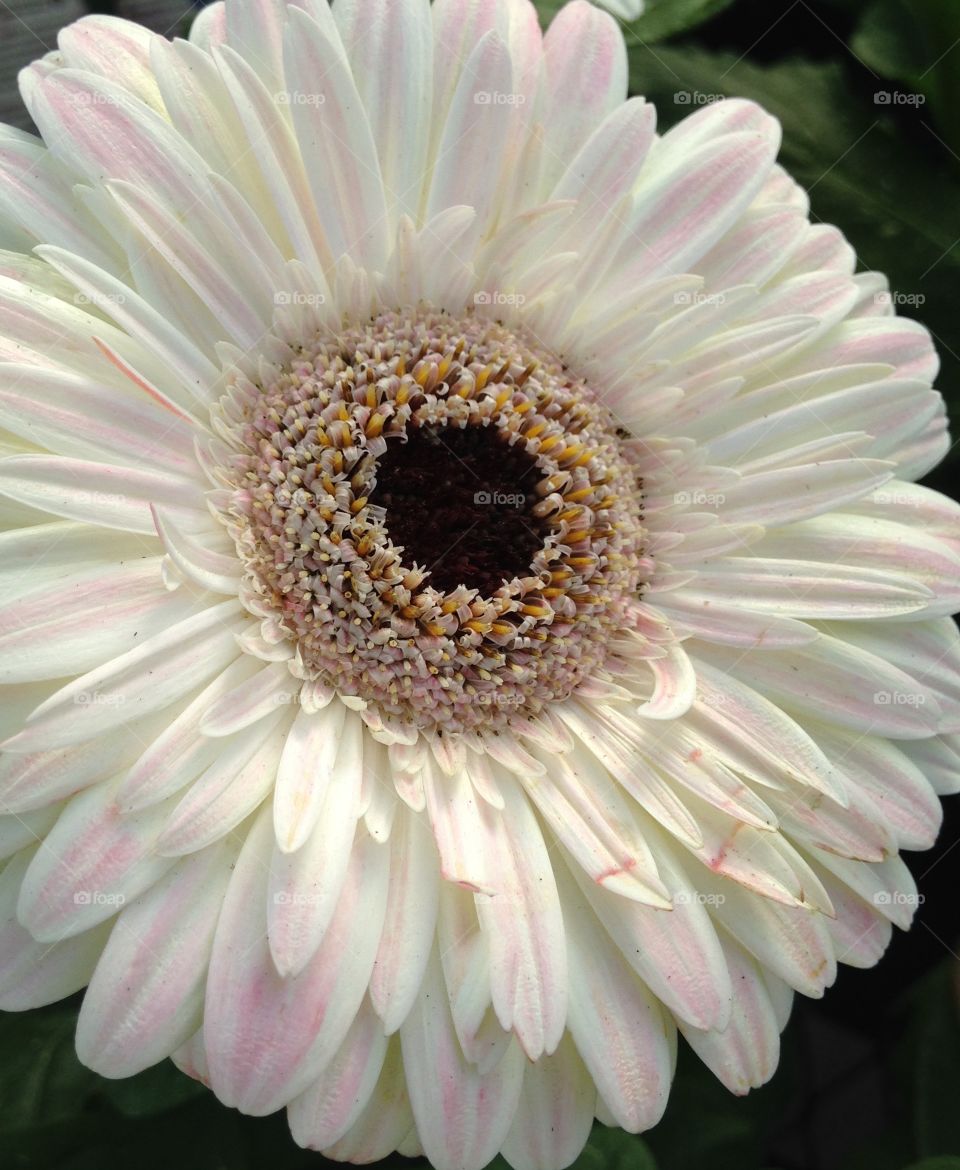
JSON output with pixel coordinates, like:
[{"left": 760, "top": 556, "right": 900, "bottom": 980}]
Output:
[{"left": 0, "top": 2, "right": 958, "bottom": 1169}]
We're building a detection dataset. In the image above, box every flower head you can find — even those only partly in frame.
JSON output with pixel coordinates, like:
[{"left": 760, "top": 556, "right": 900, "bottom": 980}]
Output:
[{"left": 0, "top": 1, "right": 957, "bottom": 1168}]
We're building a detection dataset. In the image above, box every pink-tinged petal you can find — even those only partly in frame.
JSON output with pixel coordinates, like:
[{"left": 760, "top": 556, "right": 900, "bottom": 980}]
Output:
[
  {"left": 558, "top": 701, "right": 704, "bottom": 849},
  {"left": 0, "top": 725, "right": 145, "bottom": 814},
  {"left": 422, "top": 754, "right": 497, "bottom": 892},
  {"left": 426, "top": 31, "right": 515, "bottom": 240},
  {"left": 0, "top": 455, "right": 201, "bottom": 535},
  {"left": 76, "top": 838, "right": 239, "bottom": 1076},
  {"left": 370, "top": 806, "right": 441, "bottom": 1035},
  {"left": 117, "top": 657, "right": 260, "bottom": 812},
  {"left": 656, "top": 596, "right": 817, "bottom": 649},
  {"left": 0, "top": 558, "right": 202, "bottom": 684},
  {"left": 267, "top": 719, "right": 364, "bottom": 976},
  {"left": 570, "top": 837, "right": 733, "bottom": 1032},
  {"left": 171, "top": 1027, "right": 210, "bottom": 1085},
  {"left": 695, "top": 634, "right": 943, "bottom": 740},
  {"left": 156, "top": 712, "right": 287, "bottom": 855},
  {"left": 105, "top": 179, "right": 269, "bottom": 348},
  {"left": 705, "top": 874, "right": 836, "bottom": 997},
  {"left": 198, "top": 661, "right": 296, "bottom": 737},
  {"left": 35, "top": 245, "right": 218, "bottom": 408},
  {"left": 0, "top": 363, "right": 197, "bottom": 473},
  {"left": 557, "top": 858, "right": 673, "bottom": 1132},
  {"left": 817, "top": 868, "right": 892, "bottom": 969},
  {"left": 319, "top": 1038, "right": 416, "bottom": 1162},
  {"left": 0, "top": 131, "right": 121, "bottom": 270},
  {"left": 3, "top": 600, "right": 245, "bottom": 753},
  {"left": 679, "top": 936, "right": 781, "bottom": 1094},
  {"left": 476, "top": 771, "right": 567, "bottom": 1060},
  {"left": 57, "top": 16, "right": 164, "bottom": 111},
  {"left": 552, "top": 97, "right": 656, "bottom": 211},
  {"left": 501, "top": 1033, "right": 595, "bottom": 1170},
  {"left": 900, "top": 734, "right": 960, "bottom": 796},
  {"left": 152, "top": 506, "right": 241, "bottom": 595},
  {"left": 624, "top": 129, "right": 780, "bottom": 281},
  {"left": 16, "top": 779, "right": 177, "bottom": 942},
  {"left": 189, "top": 1, "right": 227, "bottom": 49},
  {"left": 280, "top": 9, "right": 389, "bottom": 271},
  {"left": 273, "top": 701, "right": 347, "bottom": 853},
  {"left": 811, "top": 724, "right": 942, "bottom": 852},
  {"left": 287, "top": 1000, "right": 389, "bottom": 1150},
  {"left": 401, "top": 944, "right": 525, "bottom": 1170},
  {"left": 331, "top": 0, "right": 433, "bottom": 226},
  {"left": 805, "top": 847, "right": 919, "bottom": 931},
  {"left": 785, "top": 317, "right": 938, "bottom": 383},
  {"left": 204, "top": 808, "right": 389, "bottom": 1114},
  {"left": 637, "top": 637, "right": 697, "bottom": 720},
  {"left": 519, "top": 748, "right": 670, "bottom": 906},
  {"left": 673, "top": 557, "right": 930, "bottom": 622},
  {"left": 0, "top": 847, "right": 111, "bottom": 1009},
  {"left": 211, "top": 44, "right": 330, "bottom": 274},
  {"left": 0, "top": 804, "right": 62, "bottom": 862},
  {"left": 541, "top": 1, "right": 626, "bottom": 189},
  {"left": 30, "top": 71, "right": 211, "bottom": 217},
  {"left": 709, "top": 459, "right": 894, "bottom": 529}
]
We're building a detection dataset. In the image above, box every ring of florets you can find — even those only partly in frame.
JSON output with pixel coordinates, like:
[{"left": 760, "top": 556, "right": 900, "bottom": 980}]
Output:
[{"left": 212, "top": 308, "right": 646, "bottom": 739}]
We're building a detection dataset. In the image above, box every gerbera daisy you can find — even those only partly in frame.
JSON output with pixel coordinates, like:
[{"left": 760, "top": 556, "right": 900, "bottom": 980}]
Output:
[{"left": 0, "top": 1, "right": 957, "bottom": 1167}]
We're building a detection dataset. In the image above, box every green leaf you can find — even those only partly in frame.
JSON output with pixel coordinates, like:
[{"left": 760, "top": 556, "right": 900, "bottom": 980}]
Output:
[
  {"left": 852, "top": 0, "right": 929, "bottom": 85},
  {"left": 902, "top": 1160, "right": 960, "bottom": 1170},
  {"left": 532, "top": 0, "right": 736, "bottom": 40},
  {"left": 626, "top": 44, "right": 960, "bottom": 454},
  {"left": 573, "top": 1124, "right": 659, "bottom": 1170},
  {"left": 911, "top": 962, "right": 960, "bottom": 1155}
]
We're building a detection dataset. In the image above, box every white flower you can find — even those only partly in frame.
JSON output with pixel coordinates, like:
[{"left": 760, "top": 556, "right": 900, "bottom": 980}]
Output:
[{"left": 0, "top": 2, "right": 957, "bottom": 1168}]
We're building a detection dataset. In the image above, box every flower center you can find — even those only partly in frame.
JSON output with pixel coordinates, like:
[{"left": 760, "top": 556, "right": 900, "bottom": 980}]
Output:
[
  {"left": 213, "top": 308, "right": 646, "bottom": 740},
  {"left": 369, "top": 423, "right": 548, "bottom": 596}
]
